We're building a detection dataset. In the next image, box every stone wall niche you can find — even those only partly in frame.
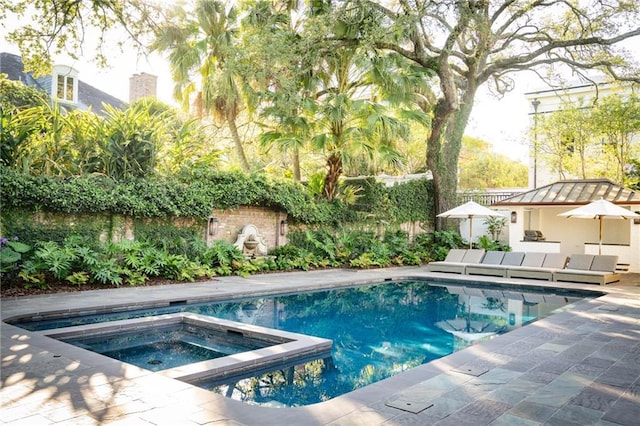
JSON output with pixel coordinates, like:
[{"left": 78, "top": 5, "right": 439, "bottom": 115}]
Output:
[{"left": 233, "top": 224, "right": 268, "bottom": 257}]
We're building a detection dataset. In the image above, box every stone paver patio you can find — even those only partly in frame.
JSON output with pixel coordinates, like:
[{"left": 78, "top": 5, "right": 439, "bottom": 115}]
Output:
[{"left": 2, "top": 267, "right": 640, "bottom": 425}]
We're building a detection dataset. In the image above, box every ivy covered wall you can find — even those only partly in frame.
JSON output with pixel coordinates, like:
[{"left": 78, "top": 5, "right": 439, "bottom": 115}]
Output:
[{"left": 0, "top": 166, "right": 434, "bottom": 247}]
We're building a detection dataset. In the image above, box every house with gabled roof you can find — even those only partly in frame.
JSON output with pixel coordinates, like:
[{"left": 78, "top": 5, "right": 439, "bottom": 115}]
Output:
[
  {"left": 493, "top": 178, "right": 640, "bottom": 272},
  {"left": 0, "top": 52, "right": 125, "bottom": 115}
]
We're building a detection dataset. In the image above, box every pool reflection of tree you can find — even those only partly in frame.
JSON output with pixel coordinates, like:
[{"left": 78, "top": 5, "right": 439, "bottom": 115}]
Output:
[
  {"left": 208, "top": 358, "right": 342, "bottom": 406},
  {"left": 456, "top": 296, "right": 509, "bottom": 333},
  {"left": 207, "top": 355, "right": 426, "bottom": 406}
]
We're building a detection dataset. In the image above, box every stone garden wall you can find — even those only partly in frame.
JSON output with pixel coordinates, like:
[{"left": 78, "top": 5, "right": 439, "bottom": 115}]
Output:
[{"left": 207, "top": 206, "right": 288, "bottom": 250}]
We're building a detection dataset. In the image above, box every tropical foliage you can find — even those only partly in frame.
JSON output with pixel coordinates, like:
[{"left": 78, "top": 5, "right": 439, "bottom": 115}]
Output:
[
  {"left": 0, "top": 89, "right": 214, "bottom": 178},
  {"left": 0, "top": 75, "right": 49, "bottom": 110},
  {"left": 153, "top": 0, "right": 252, "bottom": 172},
  {"left": 0, "top": 228, "right": 466, "bottom": 291}
]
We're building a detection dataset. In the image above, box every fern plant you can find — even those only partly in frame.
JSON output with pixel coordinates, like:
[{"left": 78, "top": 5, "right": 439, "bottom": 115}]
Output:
[
  {"left": 122, "top": 269, "right": 148, "bottom": 286},
  {"left": 66, "top": 271, "right": 90, "bottom": 285},
  {"left": 34, "top": 241, "right": 77, "bottom": 280},
  {"left": 203, "top": 240, "right": 245, "bottom": 268},
  {"left": 18, "top": 260, "right": 47, "bottom": 289},
  {"left": 90, "top": 259, "right": 123, "bottom": 286}
]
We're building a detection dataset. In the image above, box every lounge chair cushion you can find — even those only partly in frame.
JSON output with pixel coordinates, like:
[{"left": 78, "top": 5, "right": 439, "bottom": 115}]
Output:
[
  {"left": 501, "top": 252, "right": 525, "bottom": 266},
  {"left": 465, "top": 251, "right": 523, "bottom": 277},
  {"left": 479, "top": 251, "right": 504, "bottom": 265},
  {"left": 443, "top": 249, "right": 467, "bottom": 263},
  {"left": 505, "top": 253, "right": 566, "bottom": 281},
  {"left": 554, "top": 254, "right": 620, "bottom": 285},
  {"left": 426, "top": 249, "right": 485, "bottom": 274},
  {"left": 519, "top": 252, "right": 546, "bottom": 268},
  {"left": 541, "top": 253, "right": 568, "bottom": 269},
  {"left": 460, "top": 249, "right": 486, "bottom": 264},
  {"left": 565, "top": 254, "right": 594, "bottom": 271},
  {"left": 590, "top": 255, "right": 618, "bottom": 272}
]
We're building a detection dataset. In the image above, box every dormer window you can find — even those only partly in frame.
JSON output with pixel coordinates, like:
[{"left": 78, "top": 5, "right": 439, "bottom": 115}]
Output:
[
  {"left": 57, "top": 74, "right": 74, "bottom": 101},
  {"left": 51, "top": 65, "right": 79, "bottom": 104}
]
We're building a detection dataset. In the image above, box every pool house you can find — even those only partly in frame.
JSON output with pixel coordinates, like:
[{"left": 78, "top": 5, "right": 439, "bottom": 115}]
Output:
[{"left": 493, "top": 179, "right": 640, "bottom": 273}]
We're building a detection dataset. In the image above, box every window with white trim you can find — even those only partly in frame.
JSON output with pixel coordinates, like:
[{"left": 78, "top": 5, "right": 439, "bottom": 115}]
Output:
[
  {"left": 56, "top": 74, "right": 75, "bottom": 101},
  {"left": 51, "top": 65, "right": 79, "bottom": 104}
]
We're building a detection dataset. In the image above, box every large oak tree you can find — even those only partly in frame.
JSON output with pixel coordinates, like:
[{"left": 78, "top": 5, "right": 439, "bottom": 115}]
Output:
[{"left": 333, "top": 0, "right": 640, "bottom": 226}]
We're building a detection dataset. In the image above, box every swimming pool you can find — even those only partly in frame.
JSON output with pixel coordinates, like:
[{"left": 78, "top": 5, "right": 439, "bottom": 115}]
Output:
[{"left": 11, "top": 279, "right": 593, "bottom": 407}]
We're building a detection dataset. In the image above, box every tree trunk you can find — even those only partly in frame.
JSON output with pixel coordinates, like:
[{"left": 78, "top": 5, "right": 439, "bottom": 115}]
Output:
[
  {"left": 226, "top": 111, "right": 251, "bottom": 173},
  {"left": 293, "top": 146, "right": 301, "bottom": 182},
  {"left": 428, "top": 86, "right": 477, "bottom": 230},
  {"left": 425, "top": 21, "right": 466, "bottom": 229},
  {"left": 426, "top": 100, "right": 456, "bottom": 229},
  {"left": 323, "top": 152, "right": 342, "bottom": 200}
]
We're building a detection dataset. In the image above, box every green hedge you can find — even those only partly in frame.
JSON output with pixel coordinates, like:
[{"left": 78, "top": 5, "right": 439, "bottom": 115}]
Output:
[
  {"left": 343, "top": 177, "right": 433, "bottom": 224},
  {"left": 0, "top": 210, "right": 108, "bottom": 248},
  {"left": 0, "top": 166, "right": 337, "bottom": 223},
  {"left": 388, "top": 179, "right": 433, "bottom": 223},
  {"left": 1, "top": 166, "right": 433, "bottom": 226}
]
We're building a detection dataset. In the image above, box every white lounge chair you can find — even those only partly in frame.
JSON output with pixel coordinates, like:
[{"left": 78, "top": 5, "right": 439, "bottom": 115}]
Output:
[
  {"left": 506, "top": 253, "right": 567, "bottom": 281},
  {"left": 554, "top": 254, "right": 620, "bottom": 285},
  {"left": 466, "top": 251, "right": 525, "bottom": 277},
  {"left": 426, "top": 249, "right": 486, "bottom": 274}
]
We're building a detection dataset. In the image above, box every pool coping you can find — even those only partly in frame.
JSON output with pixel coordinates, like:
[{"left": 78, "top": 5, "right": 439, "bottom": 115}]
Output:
[
  {"left": 40, "top": 312, "right": 333, "bottom": 384},
  {"left": 2, "top": 266, "right": 640, "bottom": 425}
]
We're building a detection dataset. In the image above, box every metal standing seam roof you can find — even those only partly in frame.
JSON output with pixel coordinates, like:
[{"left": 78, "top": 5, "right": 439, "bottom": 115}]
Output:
[{"left": 492, "top": 179, "right": 640, "bottom": 207}]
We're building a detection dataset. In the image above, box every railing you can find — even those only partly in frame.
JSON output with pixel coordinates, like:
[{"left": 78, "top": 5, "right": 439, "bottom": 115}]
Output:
[{"left": 458, "top": 191, "right": 523, "bottom": 206}]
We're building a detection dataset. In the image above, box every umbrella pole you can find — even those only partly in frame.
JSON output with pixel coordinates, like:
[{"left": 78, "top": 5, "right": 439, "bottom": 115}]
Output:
[
  {"left": 469, "top": 216, "right": 473, "bottom": 249},
  {"left": 599, "top": 216, "right": 603, "bottom": 255}
]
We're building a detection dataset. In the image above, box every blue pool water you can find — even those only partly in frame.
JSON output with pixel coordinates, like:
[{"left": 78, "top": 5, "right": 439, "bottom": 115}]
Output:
[
  {"left": 104, "top": 339, "right": 221, "bottom": 371},
  {"left": 13, "top": 280, "right": 591, "bottom": 407}
]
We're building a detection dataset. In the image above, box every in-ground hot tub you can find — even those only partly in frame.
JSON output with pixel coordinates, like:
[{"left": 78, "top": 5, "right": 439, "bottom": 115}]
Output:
[{"left": 43, "top": 312, "right": 332, "bottom": 383}]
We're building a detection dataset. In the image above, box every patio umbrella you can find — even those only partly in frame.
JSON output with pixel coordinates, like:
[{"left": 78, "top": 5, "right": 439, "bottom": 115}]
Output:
[
  {"left": 558, "top": 198, "right": 640, "bottom": 254},
  {"left": 437, "top": 201, "right": 506, "bottom": 248}
]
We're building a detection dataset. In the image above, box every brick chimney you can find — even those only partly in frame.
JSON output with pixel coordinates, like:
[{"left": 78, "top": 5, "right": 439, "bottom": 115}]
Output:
[{"left": 129, "top": 72, "right": 157, "bottom": 102}]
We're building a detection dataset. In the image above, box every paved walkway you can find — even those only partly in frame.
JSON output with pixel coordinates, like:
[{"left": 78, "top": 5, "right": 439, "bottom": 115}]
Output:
[{"left": 2, "top": 267, "right": 640, "bottom": 425}]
